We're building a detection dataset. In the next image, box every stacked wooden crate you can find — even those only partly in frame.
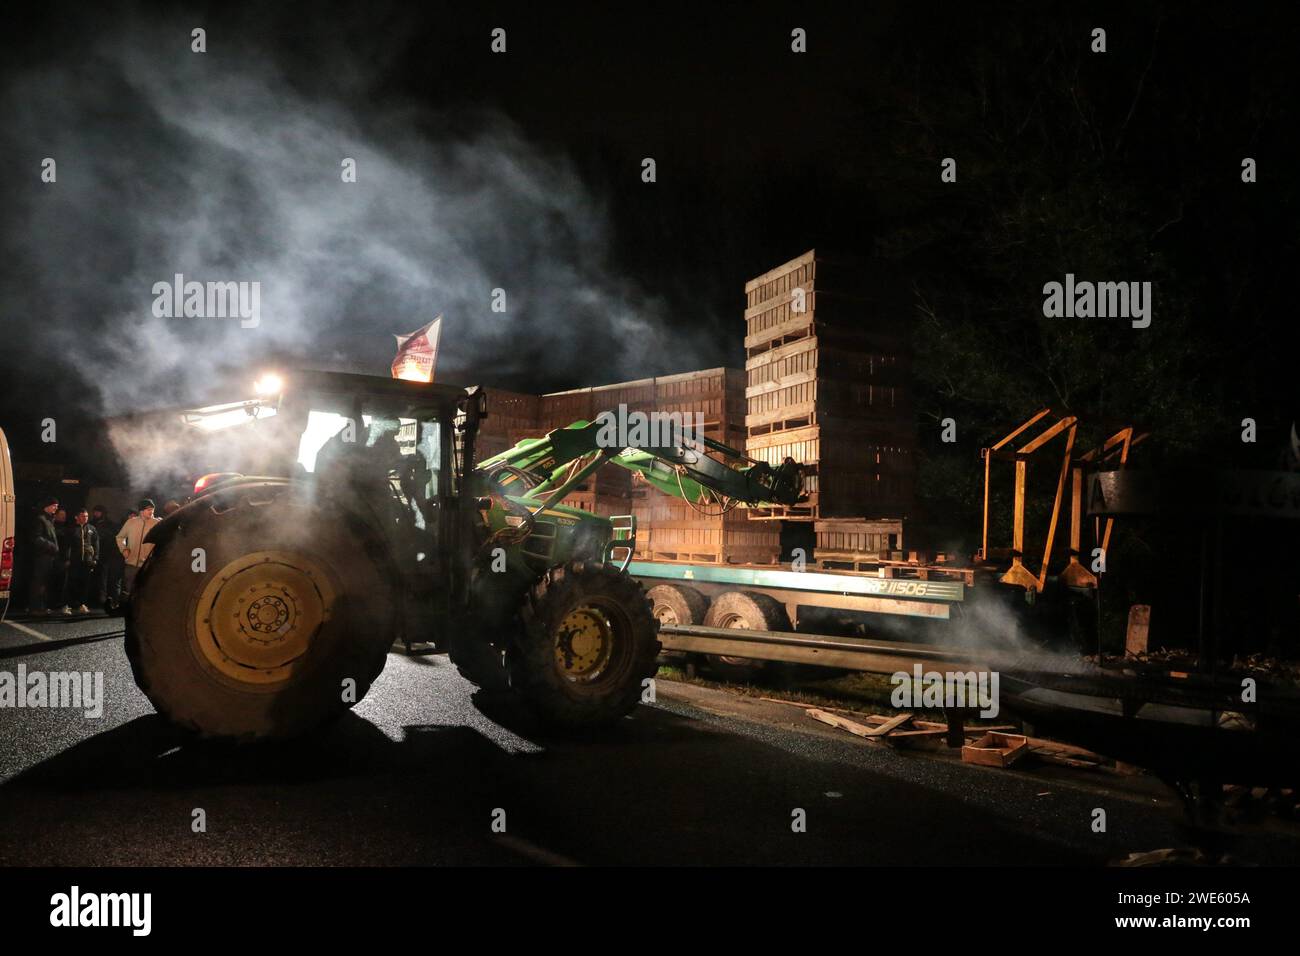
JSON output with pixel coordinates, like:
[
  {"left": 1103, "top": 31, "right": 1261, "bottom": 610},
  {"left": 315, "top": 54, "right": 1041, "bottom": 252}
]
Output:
[
  {"left": 743, "top": 249, "right": 915, "bottom": 523},
  {"left": 537, "top": 382, "right": 642, "bottom": 513},
  {"left": 473, "top": 387, "right": 542, "bottom": 462},
  {"left": 651, "top": 368, "right": 747, "bottom": 451},
  {"left": 479, "top": 369, "right": 774, "bottom": 563},
  {"left": 630, "top": 495, "right": 781, "bottom": 565},
  {"left": 812, "top": 519, "right": 905, "bottom": 570},
  {"left": 631, "top": 369, "right": 779, "bottom": 564}
]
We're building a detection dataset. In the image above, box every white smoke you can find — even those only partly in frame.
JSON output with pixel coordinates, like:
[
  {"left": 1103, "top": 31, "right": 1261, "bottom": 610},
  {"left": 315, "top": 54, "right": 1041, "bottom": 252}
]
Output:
[{"left": 0, "top": 12, "right": 720, "bottom": 422}]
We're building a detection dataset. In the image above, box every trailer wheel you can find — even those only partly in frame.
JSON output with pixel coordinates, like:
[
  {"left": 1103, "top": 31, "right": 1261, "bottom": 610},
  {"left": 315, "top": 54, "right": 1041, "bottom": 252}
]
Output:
[
  {"left": 125, "top": 492, "right": 397, "bottom": 743},
  {"left": 702, "top": 590, "right": 791, "bottom": 682},
  {"left": 510, "top": 561, "right": 661, "bottom": 728},
  {"left": 646, "top": 584, "right": 709, "bottom": 626},
  {"left": 646, "top": 583, "right": 708, "bottom": 669}
]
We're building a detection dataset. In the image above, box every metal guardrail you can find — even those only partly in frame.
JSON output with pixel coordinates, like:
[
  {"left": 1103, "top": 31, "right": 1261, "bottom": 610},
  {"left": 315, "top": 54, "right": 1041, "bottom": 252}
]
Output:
[{"left": 658, "top": 623, "right": 1006, "bottom": 675}]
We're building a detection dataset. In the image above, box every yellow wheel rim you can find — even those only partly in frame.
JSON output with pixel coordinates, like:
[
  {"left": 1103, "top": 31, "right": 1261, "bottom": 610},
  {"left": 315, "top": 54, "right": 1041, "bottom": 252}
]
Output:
[
  {"left": 194, "top": 550, "right": 336, "bottom": 685},
  {"left": 553, "top": 605, "right": 615, "bottom": 681}
]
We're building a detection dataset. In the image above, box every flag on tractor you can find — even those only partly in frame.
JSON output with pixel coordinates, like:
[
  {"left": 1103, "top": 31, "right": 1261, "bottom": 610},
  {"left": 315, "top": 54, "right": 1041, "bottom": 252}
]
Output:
[{"left": 391, "top": 316, "right": 442, "bottom": 382}]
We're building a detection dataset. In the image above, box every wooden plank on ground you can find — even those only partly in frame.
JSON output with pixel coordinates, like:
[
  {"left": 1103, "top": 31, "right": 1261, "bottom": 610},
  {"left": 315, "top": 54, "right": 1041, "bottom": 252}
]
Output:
[
  {"left": 805, "top": 709, "right": 878, "bottom": 737},
  {"left": 1022, "top": 736, "right": 1106, "bottom": 760},
  {"left": 889, "top": 724, "right": 1015, "bottom": 739},
  {"left": 862, "top": 712, "right": 914, "bottom": 736},
  {"left": 805, "top": 708, "right": 913, "bottom": 738}
]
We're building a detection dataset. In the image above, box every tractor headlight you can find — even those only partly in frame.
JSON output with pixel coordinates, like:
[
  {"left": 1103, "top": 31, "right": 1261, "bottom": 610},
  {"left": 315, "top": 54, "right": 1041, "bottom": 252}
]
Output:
[{"left": 253, "top": 373, "right": 284, "bottom": 396}]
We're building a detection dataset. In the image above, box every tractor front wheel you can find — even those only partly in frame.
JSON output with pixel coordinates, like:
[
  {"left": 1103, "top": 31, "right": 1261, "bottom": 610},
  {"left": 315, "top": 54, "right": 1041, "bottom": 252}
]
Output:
[{"left": 510, "top": 562, "right": 660, "bottom": 728}]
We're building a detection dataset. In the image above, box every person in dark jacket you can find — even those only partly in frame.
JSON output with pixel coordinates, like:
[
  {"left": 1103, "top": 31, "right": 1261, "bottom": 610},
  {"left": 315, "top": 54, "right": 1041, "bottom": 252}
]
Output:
[
  {"left": 60, "top": 508, "right": 100, "bottom": 615},
  {"left": 90, "top": 504, "right": 120, "bottom": 608},
  {"left": 27, "top": 497, "right": 61, "bottom": 616},
  {"left": 52, "top": 508, "right": 74, "bottom": 612}
]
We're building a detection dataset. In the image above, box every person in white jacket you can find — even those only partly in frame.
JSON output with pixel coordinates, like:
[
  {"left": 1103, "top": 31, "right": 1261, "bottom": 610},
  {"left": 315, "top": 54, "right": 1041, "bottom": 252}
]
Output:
[{"left": 117, "top": 498, "right": 161, "bottom": 595}]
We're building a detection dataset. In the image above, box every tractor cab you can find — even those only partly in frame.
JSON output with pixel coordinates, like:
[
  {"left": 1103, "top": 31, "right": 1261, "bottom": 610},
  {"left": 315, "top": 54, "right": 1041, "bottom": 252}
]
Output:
[{"left": 160, "top": 369, "right": 486, "bottom": 653}]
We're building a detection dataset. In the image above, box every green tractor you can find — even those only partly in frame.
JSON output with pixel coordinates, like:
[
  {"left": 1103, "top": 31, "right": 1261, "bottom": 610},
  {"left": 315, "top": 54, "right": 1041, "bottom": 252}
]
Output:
[{"left": 125, "top": 370, "right": 803, "bottom": 741}]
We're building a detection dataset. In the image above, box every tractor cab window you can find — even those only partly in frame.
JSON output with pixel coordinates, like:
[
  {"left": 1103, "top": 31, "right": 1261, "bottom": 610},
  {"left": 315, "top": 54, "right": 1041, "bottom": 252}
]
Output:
[
  {"left": 296, "top": 411, "right": 355, "bottom": 473},
  {"left": 365, "top": 414, "right": 442, "bottom": 528},
  {"left": 296, "top": 407, "right": 442, "bottom": 531}
]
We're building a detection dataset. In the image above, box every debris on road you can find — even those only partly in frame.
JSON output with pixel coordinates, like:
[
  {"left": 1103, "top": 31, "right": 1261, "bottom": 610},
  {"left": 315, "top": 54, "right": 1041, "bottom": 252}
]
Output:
[
  {"left": 962, "top": 732, "right": 1030, "bottom": 768},
  {"left": 806, "top": 708, "right": 913, "bottom": 738}
]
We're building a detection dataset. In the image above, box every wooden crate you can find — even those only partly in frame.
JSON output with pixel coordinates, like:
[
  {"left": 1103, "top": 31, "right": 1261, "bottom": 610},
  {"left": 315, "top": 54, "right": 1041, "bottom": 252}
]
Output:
[
  {"left": 962, "top": 733, "right": 1029, "bottom": 768},
  {"left": 745, "top": 420, "right": 914, "bottom": 470},
  {"left": 574, "top": 463, "right": 633, "bottom": 497},
  {"left": 744, "top": 248, "right": 903, "bottom": 305},
  {"left": 815, "top": 519, "right": 905, "bottom": 554},
  {"left": 744, "top": 249, "right": 877, "bottom": 309},
  {"left": 654, "top": 367, "right": 741, "bottom": 396},
  {"left": 631, "top": 487, "right": 781, "bottom": 564},
  {"left": 744, "top": 339, "right": 911, "bottom": 437},
  {"left": 633, "top": 522, "right": 781, "bottom": 565},
  {"left": 745, "top": 338, "right": 908, "bottom": 391},
  {"left": 744, "top": 479, "right": 914, "bottom": 522},
  {"left": 741, "top": 254, "right": 915, "bottom": 521},
  {"left": 590, "top": 377, "right": 657, "bottom": 409},
  {"left": 744, "top": 415, "right": 915, "bottom": 520},
  {"left": 655, "top": 393, "right": 745, "bottom": 430},
  {"left": 745, "top": 249, "right": 818, "bottom": 309},
  {"left": 538, "top": 368, "right": 745, "bottom": 433},
  {"left": 539, "top": 389, "right": 595, "bottom": 430},
  {"left": 564, "top": 491, "right": 634, "bottom": 517},
  {"left": 632, "top": 493, "right": 743, "bottom": 524},
  {"left": 810, "top": 555, "right": 975, "bottom": 582},
  {"left": 479, "top": 387, "right": 541, "bottom": 437},
  {"left": 744, "top": 292, "right": 903, "bottom": 360},
  {"left": 746, "top": 378, "right": 911, "bottom": 434},
  {"left": 474, "top": 433, "right": 519, "bottom": 464}
]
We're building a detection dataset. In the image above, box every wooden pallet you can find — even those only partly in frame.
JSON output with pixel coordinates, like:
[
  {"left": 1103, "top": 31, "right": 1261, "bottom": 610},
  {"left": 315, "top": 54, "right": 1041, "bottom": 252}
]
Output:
[
  {"left": 633, "top": 549, "right": 781, "bottom": 566},
  {"left": 814, "top": 519, "right": 903, "bottom": 548},
  {"left": 746, "top": 503, "right": 819, "bottom": 521},
  {"left": 812, "top": 551, "right": 975, "bottom": 583}
]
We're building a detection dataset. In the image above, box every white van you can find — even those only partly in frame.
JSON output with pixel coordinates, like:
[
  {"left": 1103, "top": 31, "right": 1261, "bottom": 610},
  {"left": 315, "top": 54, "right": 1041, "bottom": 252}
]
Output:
[{"left": 0, "top": 427, "right": 14, "bottom": 601}]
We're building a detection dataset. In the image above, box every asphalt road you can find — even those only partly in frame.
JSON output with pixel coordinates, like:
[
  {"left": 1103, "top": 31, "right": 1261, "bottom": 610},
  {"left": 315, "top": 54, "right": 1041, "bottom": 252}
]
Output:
[{"left": 2, "top": 613, "right": 1298, "bottom": 866}]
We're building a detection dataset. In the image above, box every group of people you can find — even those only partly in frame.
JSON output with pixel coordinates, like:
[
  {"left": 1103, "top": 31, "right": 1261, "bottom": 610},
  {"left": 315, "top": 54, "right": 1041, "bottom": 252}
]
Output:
[{"left": 27, "top": 497, "right": 169, "bottom": 616}]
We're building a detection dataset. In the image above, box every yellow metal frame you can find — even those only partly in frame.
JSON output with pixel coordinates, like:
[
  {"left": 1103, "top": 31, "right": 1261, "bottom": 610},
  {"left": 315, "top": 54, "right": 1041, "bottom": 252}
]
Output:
[
  {"left": 979, "top": 408, "right": 1077, "bottom": 592},
  {"left": 1059, "top": 427, "right": 1148, "bottom": 588},
  {"left": 981, "top": 414, "right": 1146, "bottom": 592}
]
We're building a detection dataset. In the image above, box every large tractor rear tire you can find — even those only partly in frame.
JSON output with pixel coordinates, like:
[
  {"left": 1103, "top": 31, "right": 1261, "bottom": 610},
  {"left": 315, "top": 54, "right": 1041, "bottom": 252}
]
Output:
[
  {"left": 510, "top": 561, "right": 660, "bottom": 728},
  {"left": 701, "top": 590, "right": 790, "bottom": 682},
  {"left": 125, "top": 490, "right": 398, "bottom": 743}
]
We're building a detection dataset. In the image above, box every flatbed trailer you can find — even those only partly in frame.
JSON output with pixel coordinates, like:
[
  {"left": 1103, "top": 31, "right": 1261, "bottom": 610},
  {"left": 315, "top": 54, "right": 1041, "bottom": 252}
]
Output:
[
  {"left": 627, "top": 558, "right": 980, "bottom": 672},
  {"left": 629, "top": 559, "right": 966, "bottom": 625}
]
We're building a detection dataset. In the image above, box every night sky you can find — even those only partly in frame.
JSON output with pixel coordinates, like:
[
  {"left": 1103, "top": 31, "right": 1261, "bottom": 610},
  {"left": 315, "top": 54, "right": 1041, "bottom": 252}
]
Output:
[{"left": 1, "top": 1, "right": 1296, "bottom": 490}]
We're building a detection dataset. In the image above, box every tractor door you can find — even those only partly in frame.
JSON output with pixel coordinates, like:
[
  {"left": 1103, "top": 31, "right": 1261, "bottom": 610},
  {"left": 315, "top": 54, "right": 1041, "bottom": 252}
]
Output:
[{"left": 290, "top": 393, "right": 457, "bottom": 644}]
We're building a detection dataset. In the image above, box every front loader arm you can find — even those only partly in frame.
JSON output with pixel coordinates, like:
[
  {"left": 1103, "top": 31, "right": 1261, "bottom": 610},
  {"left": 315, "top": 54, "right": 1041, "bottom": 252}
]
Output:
[{"left": 476, "top": 417, "right": 805, "bottom": 509}]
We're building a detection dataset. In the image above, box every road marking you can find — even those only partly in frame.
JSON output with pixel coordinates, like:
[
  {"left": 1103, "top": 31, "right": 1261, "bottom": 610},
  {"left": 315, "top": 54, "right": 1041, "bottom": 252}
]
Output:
[
  {"left": 3, "top": 620, "right": 51, "bottom": 642},
  {"left": 496, "top": 834, "right": 582, "bottom": 867}
]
